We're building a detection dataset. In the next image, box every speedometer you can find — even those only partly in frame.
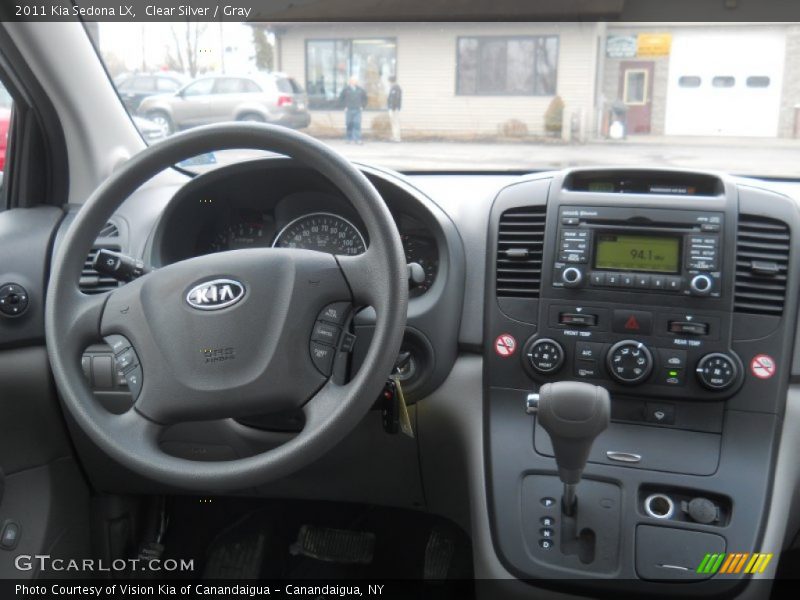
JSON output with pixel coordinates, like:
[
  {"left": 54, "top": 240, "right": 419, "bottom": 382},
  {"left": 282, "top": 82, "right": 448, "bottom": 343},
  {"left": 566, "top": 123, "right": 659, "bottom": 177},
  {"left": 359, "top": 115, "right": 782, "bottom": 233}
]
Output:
[{"left": 272, "top": 213, "right": 367, "bottom": 256}]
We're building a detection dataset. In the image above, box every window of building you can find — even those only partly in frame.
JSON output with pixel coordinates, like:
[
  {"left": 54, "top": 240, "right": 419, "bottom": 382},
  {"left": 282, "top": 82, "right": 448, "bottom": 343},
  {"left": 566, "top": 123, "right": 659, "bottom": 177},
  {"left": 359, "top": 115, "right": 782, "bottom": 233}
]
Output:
[
  {"left": 746, "top": 76, "right": 770, "bottom": 88},
  {"left": 456, "top": 36, "right": 558, "bottom": 96},
  {"left": 712, "top": 76, "right": 735, "bottom": 88},
  {"left": 306, "top": 38, "right": 397, "bottom": 109},
  {"left": 678, "top": 76, "right": 702, "bottom": 88},
  {"left": 623, "top": 69, "right": 648, "bottom": 105}
]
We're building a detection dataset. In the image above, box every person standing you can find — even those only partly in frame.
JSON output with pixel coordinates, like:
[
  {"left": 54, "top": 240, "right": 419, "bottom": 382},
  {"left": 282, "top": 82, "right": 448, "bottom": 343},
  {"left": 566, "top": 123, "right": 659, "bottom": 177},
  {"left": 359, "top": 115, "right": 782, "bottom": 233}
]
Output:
[
  {"left": 339, "top": 76, "right": 367, "bottom": 144},
  {"left": 387, "top": 75, "right": 403, "bottom": 142}
]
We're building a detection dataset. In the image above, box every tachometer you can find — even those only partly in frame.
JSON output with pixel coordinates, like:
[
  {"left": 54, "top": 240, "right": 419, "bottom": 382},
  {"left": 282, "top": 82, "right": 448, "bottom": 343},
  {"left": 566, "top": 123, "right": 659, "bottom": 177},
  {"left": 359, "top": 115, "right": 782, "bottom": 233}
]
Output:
[{"left": 272, "top": 213, "right": 367, "bottom": 256}]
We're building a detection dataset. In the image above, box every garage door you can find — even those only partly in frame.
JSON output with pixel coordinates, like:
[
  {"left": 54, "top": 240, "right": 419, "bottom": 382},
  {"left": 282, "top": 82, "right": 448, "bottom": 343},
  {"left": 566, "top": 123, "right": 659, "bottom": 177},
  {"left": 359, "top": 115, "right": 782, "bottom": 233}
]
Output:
[{"left": 664, "top": 30, "right": 785, "bottom": 137}]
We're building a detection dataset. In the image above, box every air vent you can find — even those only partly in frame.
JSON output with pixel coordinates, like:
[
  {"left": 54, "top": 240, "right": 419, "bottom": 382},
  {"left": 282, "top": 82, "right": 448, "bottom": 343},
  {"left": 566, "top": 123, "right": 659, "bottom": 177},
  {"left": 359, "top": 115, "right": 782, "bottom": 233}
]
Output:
[
  {"left": 734, "top": 214, "right": 790, "bottom": 315},
  {"left": 496, "top": 206, "right": 546, "bottom": 298},
  {"left": 98, "top": 221, "right": 119, "bottom": 238},
  {"left": 80, "top": 246, "right": 121, "bottom": 294}
]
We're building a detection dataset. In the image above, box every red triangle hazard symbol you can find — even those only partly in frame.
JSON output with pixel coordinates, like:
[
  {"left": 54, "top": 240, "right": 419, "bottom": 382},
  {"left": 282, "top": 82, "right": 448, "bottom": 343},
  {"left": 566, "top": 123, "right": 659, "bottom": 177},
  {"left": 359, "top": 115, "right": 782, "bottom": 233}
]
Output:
[{"left": 624, "top": 315, "right": 640, "bottom": 330}]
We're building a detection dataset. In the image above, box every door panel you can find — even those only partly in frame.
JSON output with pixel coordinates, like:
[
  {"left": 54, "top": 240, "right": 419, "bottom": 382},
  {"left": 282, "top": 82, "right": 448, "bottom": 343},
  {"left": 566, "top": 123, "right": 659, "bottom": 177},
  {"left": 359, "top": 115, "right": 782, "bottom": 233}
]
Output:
[{"left": 0, "top": 205, "right": 92, "bottom": 577}]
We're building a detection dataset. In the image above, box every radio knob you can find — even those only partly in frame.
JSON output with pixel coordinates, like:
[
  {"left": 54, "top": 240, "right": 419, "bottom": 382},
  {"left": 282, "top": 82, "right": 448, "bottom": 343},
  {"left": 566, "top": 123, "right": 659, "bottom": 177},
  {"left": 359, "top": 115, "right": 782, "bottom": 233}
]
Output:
[
  {"left": 689, "top": 274, "right": 713, "bottom": 296},
  {"left": 606, "top": 340, "right": 653, "bottom": 384},
  {"left": 696, "top": 353, "right": 738, "bottom": 390},
  {"left": 561, "top": 267, "right": 583, "bottom": 288}
]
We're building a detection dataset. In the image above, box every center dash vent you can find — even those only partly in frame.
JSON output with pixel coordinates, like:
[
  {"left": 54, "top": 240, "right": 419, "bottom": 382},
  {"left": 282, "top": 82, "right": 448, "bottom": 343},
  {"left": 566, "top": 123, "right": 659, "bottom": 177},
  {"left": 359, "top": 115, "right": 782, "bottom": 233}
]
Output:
[
  {"left": 80, "top": 245, "right": 121, "bottom": 294},
  {"left": 734, "top": 214, "right": 790, "bottom": 316},
  {"left": 496, "top": 206, "right": 546, "bottom": 298}
]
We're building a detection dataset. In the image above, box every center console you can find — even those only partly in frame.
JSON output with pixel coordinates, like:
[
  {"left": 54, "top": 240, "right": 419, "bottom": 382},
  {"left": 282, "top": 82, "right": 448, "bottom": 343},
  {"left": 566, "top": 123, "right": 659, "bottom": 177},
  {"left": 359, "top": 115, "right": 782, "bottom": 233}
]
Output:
[{"left": 484, "top": 168, "right": 799, "bottom": 594}]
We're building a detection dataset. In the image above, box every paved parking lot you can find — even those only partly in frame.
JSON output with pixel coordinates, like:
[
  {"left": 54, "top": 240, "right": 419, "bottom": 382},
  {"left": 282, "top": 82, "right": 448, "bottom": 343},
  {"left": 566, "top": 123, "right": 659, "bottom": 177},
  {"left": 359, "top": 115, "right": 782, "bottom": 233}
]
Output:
[{"left": 209, "top": 136, "right": 800, "bottom": 178}]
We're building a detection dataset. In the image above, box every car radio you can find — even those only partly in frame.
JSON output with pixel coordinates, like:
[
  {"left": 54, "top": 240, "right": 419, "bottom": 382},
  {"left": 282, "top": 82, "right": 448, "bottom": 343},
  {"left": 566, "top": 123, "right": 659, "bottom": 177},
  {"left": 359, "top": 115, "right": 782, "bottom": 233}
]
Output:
[{"left": 552, "top": 206, "right": 724, "bottom": 298}]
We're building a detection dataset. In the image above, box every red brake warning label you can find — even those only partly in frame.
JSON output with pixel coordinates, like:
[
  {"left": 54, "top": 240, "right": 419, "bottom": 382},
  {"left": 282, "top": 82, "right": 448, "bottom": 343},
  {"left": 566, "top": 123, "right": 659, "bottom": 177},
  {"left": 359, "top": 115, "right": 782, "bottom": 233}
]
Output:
[
  {"left": 750, "top": 354, "right": 776, "bottom": 380},
  {"left": 494, "top": 334, "right": 517, "bottom": 357}
]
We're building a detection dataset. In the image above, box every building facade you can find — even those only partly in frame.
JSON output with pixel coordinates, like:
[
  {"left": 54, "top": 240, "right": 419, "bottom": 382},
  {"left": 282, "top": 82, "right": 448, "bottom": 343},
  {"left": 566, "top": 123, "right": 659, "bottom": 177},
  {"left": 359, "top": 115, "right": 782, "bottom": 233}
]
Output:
[{"left": 271, "top": 22, "right": 800, "bottom": 140}]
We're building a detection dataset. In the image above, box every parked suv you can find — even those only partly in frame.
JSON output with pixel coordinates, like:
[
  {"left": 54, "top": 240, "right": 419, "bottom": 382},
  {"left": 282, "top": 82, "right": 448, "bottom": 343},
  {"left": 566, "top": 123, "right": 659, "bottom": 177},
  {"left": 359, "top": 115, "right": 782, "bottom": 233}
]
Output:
[
  {"left": 114, "top": 72, "right": 187, "bottom": 112},
  {"left": 137, "top": 73, "right": 311, "bottom": 134}
]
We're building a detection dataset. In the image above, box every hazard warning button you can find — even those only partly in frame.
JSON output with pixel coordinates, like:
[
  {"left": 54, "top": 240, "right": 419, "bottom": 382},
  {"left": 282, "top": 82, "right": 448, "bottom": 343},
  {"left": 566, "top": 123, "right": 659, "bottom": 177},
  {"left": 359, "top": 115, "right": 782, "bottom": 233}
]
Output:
[{"left": 612, "top": 309, "right": 653, "bottom": 335}]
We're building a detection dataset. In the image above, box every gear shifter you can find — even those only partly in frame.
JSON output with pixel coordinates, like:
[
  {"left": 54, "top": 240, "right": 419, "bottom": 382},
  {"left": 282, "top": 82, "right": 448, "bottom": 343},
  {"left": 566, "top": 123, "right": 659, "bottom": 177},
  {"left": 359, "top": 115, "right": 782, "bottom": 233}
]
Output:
[{"left": 526, "top": 382, "right": 610, "bottom": 516}]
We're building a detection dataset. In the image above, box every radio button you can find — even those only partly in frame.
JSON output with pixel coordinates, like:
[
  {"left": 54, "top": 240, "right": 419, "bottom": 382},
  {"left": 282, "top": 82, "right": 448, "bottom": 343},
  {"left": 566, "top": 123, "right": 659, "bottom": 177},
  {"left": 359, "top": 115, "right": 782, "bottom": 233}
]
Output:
[
  {"left": 666, "top": 276, "right": 682, "bottom": 291},
  {"left": 561, "top": 267, "right": 584, "bottom": 287},
  {"left": 621, "top": 273, "right": 635, "bottom": 287},
  {"left": 590, "top": 272, "right": 606, "bottom": 286},
  {"left": 701, "top": 223, "right": 721, "bottom": 232},
  {"left": 562, "top": 217, "right": 579, "bottom": 226},
  {"left": 606, "top": 273, "right": 621, "bottom": 287},
  {"left": 689, "top": 274, "right": 714, "bottom": 296},
  {"left": 635, "top": 274, "right": 651, "bottom": 288},
  {"left": 651, "top": 276, "right": 666, "bottom": 290},
  {"left": 612, "top": 310, "right": 653, "bottom": 335}
]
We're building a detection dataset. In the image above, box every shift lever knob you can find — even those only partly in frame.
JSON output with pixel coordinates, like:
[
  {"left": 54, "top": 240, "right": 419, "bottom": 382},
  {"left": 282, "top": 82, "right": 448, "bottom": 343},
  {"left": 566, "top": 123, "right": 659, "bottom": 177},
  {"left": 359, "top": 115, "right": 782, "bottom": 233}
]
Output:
[{"left": 527, "top": 381, "right": 610, "bottom": 485}]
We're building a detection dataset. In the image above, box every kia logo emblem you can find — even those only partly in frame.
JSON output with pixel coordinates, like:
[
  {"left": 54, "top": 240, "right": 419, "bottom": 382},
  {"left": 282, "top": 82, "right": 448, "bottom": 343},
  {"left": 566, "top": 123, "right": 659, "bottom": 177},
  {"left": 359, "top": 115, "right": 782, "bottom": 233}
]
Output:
[{"left": 186, "top": 279, "right": 245, "bottom": 310}]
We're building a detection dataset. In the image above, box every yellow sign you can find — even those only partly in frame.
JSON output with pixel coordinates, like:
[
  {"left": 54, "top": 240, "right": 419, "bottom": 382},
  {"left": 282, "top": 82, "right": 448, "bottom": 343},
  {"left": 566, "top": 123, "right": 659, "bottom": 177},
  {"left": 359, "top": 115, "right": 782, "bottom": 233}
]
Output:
[{"left": 637, "top": 33, "right": 672, "bottom": 57}]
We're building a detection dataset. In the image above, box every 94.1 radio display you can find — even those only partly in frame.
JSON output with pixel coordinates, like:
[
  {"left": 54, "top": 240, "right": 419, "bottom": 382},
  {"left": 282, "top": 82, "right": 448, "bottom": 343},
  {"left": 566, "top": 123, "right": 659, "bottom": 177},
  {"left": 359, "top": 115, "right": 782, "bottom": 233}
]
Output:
[{"left": 594, "top": 234, "right": 680, "bottom": 274}]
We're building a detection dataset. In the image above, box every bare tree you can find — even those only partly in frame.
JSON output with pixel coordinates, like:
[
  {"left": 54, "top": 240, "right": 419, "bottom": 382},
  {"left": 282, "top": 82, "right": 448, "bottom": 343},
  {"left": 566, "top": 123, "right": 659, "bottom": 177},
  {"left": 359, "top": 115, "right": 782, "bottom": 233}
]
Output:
[{"left": 168, "top": 22, "right": 208, "bottom": 77}]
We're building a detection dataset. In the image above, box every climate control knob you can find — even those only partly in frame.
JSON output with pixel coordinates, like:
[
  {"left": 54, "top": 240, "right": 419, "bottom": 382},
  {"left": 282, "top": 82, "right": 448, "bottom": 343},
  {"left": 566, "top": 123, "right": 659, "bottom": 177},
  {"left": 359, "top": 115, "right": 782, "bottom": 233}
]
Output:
[
  {"left": 607, "top": 340, "right": 653, "bottom": 384},
  {"left": 689, "top": 274, "right": 714, "bottom": 296},
  {"left": 696, "top": 353, "right": 738, "bottom": 390},
  {"left": 526, "top": 338, "right": 565, "bottom": 374},
  {"left": 561, "top": 267, "right": 583, "bottom": 288}
]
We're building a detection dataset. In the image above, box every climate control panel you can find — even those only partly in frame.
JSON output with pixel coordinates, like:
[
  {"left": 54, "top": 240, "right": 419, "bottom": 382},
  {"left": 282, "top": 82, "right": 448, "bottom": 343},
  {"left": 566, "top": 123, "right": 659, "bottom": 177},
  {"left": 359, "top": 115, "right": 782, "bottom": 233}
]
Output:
[{"left": 524, "top": 335, "right": 740, "bottom": 395}]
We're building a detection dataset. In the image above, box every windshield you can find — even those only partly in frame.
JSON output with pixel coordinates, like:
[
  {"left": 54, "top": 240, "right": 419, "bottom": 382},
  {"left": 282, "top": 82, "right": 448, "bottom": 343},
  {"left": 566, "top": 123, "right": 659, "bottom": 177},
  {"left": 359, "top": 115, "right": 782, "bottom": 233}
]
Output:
[{"left": 95, "top": 22, "right": 800, "bottom": 177}]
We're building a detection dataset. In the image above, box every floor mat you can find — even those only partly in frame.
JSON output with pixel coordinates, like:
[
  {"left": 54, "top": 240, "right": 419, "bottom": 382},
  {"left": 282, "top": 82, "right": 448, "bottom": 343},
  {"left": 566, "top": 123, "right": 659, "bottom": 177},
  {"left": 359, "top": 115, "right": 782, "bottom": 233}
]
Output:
[{"left": 162, "top": 497, "right": 473, "bottom": 582}]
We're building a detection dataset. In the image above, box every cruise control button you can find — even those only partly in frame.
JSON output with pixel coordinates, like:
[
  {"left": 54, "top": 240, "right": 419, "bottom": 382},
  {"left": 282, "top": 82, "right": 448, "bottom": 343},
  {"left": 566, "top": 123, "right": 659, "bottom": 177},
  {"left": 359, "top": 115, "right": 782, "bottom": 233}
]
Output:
[
  {"left": 105, "top": 334, "right": 131, "bottom": 354},
  {"left": 318, "top": 302, "right": 350, "bottom": 325},
  {"left": 309, "top": 342, "right": 336, "bottom": 376},
  {"left": 115, "top": 348, "right": 137, "bottom": 371},
  {"left": 311, "top": 321, "right": 341, "bottom": 345},
  {"left": 126, "top": 366, "right": 143, "bottom": 399}
]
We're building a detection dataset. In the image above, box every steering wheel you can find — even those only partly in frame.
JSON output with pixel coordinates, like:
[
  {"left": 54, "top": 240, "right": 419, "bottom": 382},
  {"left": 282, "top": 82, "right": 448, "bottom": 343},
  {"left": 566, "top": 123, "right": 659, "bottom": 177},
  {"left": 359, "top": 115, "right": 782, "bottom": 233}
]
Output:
[{"left": 45, "top": 123, "right": 408, "bottom": 490}]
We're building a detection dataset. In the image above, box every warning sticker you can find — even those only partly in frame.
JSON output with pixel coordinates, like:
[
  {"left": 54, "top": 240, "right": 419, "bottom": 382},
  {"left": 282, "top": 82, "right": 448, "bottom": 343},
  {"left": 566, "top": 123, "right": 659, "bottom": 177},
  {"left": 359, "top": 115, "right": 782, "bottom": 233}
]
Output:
[
  {"left": 495, "top": 334, "right": 517, "bottom": 357},
  {"left": 750, "top": 354, "right": 777, "bottom": 380}
]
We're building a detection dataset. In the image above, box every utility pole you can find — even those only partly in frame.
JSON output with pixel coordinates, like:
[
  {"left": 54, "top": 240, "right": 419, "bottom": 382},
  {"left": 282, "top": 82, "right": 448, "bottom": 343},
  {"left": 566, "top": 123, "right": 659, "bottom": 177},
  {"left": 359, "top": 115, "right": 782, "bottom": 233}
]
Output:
[{"left": 219, "top": 21, "right": 226, "bottom": 73}]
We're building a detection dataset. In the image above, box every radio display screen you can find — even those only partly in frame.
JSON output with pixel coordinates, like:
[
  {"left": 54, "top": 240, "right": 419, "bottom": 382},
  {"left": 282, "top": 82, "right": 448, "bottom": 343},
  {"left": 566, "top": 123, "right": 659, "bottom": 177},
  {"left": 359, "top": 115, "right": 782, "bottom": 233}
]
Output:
[{"left": 594, "top": 234, "right": 680, "bottom": 273}]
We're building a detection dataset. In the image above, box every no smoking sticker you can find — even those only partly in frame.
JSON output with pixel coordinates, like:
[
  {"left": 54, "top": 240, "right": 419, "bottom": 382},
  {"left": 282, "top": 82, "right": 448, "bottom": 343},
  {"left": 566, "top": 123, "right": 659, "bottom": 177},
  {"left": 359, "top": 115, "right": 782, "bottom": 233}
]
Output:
[
  {"left": 750, "top": 354, "right": 777, "bottom": 380},
  {"left": 495, "top": 334, "right": 517, "bottom": 357}
]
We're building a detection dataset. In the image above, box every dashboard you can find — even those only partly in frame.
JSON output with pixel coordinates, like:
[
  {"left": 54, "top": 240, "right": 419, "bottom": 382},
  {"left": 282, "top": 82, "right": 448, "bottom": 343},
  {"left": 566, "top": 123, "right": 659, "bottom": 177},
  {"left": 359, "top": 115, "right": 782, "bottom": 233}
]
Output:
[
  {"left": 151, "top": 161, "right": 439, "bottom": 298},
  {"left": 58, "top": 162, "right": 800, "bottom": 598}
]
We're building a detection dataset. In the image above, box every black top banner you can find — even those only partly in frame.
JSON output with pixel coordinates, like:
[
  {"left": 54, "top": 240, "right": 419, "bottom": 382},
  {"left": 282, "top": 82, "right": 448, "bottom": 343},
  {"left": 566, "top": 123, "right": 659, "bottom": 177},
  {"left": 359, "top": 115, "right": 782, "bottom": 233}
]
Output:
[{"left": 0, "top": 0, "right": 799, "bottom": 22}]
